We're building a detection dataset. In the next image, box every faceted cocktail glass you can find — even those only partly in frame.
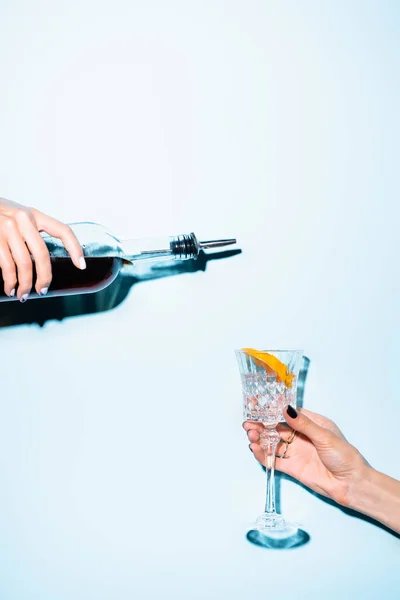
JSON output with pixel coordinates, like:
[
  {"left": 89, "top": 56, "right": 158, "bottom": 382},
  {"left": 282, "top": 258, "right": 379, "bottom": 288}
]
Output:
[{"left": 236, "top": 348, "right": 303, "bottom": 538}]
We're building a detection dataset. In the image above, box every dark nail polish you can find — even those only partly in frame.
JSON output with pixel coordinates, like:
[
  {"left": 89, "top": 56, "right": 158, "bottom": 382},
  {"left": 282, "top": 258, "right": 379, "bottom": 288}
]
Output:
[
  {"left": 287, "top": 405, "right": 298, "bottom": 419},
  {"left": 249, "top": 445, "right": 253, "bottom": 453}
]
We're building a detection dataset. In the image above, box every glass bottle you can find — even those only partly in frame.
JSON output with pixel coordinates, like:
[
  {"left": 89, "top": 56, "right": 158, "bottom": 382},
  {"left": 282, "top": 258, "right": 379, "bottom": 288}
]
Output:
[{"left": 0, "top": 222, "right": 236, "bottom": 302}]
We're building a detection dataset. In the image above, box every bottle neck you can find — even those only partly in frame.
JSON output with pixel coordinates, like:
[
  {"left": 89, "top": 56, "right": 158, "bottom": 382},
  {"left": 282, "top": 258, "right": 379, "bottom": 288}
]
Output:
[
  {"left": 121, "top": 236, "right": 174, "bottom": 262},
  {"left": 121, "top": 234, "right": 200, "bottom": 262}
]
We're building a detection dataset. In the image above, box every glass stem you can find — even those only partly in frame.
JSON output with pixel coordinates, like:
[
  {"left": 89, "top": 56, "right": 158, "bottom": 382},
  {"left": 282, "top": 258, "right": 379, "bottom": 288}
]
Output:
[{"left": 261, "top": 427, "right": 280, "bottom": 515}]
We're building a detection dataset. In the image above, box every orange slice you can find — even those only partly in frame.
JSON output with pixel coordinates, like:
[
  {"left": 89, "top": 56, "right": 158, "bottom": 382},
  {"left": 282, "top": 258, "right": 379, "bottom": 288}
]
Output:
[{"left": 242, "top": 348, "right": 294, "bottom": 388}]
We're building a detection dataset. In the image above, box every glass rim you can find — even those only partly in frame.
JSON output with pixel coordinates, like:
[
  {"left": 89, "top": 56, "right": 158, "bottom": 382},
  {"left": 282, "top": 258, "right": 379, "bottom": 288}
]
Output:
[{"left": 235, "top": 348, "right": 304, "bottom": 354}]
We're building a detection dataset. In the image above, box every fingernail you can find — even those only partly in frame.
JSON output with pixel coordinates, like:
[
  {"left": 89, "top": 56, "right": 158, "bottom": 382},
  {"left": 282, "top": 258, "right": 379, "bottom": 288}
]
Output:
[
  {"left": 287, "top": 405, "right": 298, "bottom": 419},
  {"left": 9, "top": 288, "right": 16, "bottom": 297},
  {"left": 40, "top": 287, "right": 48, "bottom": 296},
  {"left": 20, "top": 294, "right": 29, "bottom": 303},
  {"left": 79, "top": 257, "right": 87, "bottom": 270},
  {"left": 249, "top": 445, "right": 253, "bottom": 453}
]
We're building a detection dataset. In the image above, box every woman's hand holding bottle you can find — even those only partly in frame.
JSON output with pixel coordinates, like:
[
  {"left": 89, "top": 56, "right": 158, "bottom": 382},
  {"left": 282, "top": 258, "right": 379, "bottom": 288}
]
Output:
[{"left": 0, "top": 198, "right": 84, "bottom": 301}]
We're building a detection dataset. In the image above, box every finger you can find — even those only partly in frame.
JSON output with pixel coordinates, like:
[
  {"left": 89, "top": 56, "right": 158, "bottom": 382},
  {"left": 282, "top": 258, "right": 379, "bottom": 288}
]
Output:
[
  {"left": 297, "top": 408, "right": 346, "bottom": 440},
  {"left": 276, "top": 423, "right": 292, "bottom": 436},
  {"left": 243, "top": 421, "right": 291, "bottom": 433},
  {"left": 245, "top": 422, "right": 290, "bottom": 439},
  {"left": 250, "top": 442, "right": 292, "bottom": 475},
  {"left": 246, "top": 423, "right": 293, "bottom": 445},
  {"left": 284, "top": 406, "right": 336, "bottom": 448},
  {"left": 296, "top": 408, "right": 323, "bottom": 420},
  {"left": 6, "top": 222, "right": 32, "bottom": 301},
  {"left": 16, "top": 212, "right": 52, "bottom": 295},
  {"left": 249, "top": 442, "right": 265, "bottom": 465},
  {"left": 243, "top": 421, "right": 264, "bottom": 433},
  {"left": 247, "top": 429, "right": 260, "bottom": 443},
  {"left": 0, "top": 241, "right": 17, "bottom": 296},
  {"left": 275, "top": 429, "right": 297, "bottom": 447},
  {"left": 32, "top": 210, "right": 85, "bottom": 270}
]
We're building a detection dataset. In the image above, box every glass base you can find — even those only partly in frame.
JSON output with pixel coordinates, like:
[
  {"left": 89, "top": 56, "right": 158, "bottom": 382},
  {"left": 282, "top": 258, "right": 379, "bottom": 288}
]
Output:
[{"left": 252, "top": 513, "right": 299, "bottom": 539}]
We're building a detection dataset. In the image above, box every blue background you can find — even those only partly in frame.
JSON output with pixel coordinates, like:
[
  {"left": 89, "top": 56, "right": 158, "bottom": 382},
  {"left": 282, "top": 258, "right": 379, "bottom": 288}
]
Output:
[{"left": 0, "top": 1, "right": 399, "bottom": 598}]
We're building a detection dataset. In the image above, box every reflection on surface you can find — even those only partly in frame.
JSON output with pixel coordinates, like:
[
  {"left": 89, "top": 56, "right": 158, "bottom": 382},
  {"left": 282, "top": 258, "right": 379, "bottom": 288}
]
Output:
[{"left": 247, "top": 528, "right": 311, "bottom": 550}]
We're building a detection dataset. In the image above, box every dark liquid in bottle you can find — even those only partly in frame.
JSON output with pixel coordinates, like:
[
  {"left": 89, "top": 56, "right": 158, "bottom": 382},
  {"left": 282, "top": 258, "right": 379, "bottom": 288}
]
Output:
[{"left": 0, "top": 257, "right": 122, "bottom": 302}]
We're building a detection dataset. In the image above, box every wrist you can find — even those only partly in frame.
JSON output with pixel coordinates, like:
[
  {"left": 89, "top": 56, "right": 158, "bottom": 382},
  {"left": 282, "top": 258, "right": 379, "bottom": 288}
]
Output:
[
  {"left": 345, "top": 464, "right": 377, "bottom": 511},
  {"left": 346, "top": 465, "right": 400, "bottom": 533}
]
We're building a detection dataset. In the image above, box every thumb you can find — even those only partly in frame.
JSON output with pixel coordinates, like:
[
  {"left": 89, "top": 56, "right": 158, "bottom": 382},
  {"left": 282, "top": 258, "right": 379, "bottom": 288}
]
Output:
[{"left": 284, "top": 405, "right": 335, "bottom": 447}]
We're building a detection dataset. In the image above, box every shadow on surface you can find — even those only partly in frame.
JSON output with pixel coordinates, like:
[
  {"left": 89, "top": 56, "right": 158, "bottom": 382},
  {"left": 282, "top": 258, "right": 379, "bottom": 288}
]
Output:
[
  {"left": 246, "top": 528, "right": 311, "bottom": 550},
  {"left": 0, "top": 249, "right": 241, "bottom": 329},
  {"left": 296, "top": 355, "right": 310, "bottom": 409}
]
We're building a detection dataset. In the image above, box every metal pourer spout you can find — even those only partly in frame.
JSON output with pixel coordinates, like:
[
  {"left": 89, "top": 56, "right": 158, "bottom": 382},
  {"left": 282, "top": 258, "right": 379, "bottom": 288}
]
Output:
[
  {"left": 198, "top": 238, "right": 237, "bottom": 250},
  {"left": 171, "top": 233, "right": 237, "bottom": 259}
]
